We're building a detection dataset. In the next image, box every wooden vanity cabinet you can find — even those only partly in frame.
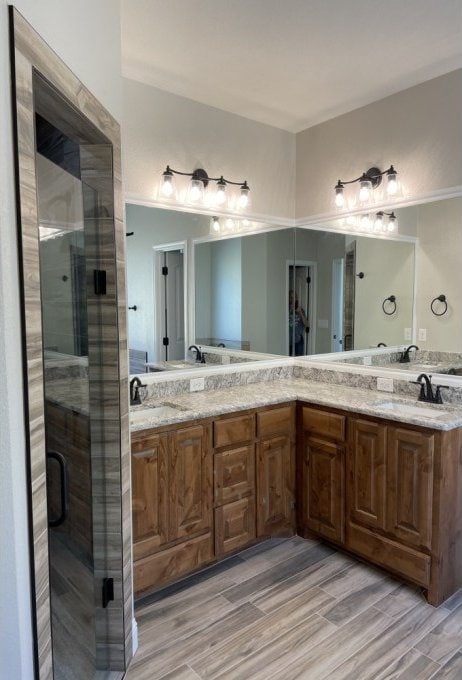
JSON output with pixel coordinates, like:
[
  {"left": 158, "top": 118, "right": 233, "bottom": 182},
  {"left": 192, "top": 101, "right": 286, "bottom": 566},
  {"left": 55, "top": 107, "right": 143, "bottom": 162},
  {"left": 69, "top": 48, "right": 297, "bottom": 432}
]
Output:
[
  {"left": 299, "top": 403, "right": 462, "bottom": 606},
  {"left": 131, "top": 422, "right": 213, "bottom": 597},
  {"left": 298, "top": 405, "right": 346, "bottom": 545}
]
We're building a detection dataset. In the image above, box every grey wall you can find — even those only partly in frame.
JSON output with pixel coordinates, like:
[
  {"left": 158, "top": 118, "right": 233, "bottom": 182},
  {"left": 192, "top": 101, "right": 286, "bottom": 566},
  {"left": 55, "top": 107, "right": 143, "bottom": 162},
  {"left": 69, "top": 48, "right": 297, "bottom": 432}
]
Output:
[
  {"left": 296, "top": 69, "right": 462, "bottom": 219},
  {"left": 123, "top": 78, "right": 296, "bottom": 220}
]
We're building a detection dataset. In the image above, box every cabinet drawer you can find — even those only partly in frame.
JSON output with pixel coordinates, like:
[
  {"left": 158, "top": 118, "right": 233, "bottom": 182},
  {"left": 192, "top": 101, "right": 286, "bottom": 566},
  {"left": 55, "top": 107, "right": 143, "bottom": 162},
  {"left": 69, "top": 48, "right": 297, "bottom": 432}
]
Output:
[
  {"left": 215, "top": 497, "right": 256, "bottom": 556},
  {"left": 214, "top": 445, "right": 255, "bottom": 506},
  {"left": 347, "top": 521, "right": 430, "bottom": 588},
  {"left": 302, "top": 407, "right": 345, "bottom": 442},
  {"left": 134, "top": 532, "right": 213, "bottom": 597},
  {"left": 214, "top": 414, "right": 255, "bottom": 448},
  {"left": 257, "top": 406, "right": 293, "bottom": 438}
]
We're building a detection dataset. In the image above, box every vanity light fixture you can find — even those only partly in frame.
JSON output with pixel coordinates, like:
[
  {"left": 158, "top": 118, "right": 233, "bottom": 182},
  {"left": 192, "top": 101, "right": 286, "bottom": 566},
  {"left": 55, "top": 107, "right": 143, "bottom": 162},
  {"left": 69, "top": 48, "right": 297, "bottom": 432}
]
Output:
[
  {"left": 160, "top": 165, "right": 250, "bottom": 211},
  {"left": 334, "top": 165, "right": 399, "bottom": 209},
  {"left": 374, "top": 211, "right": 398, "bottom": 233},
  {"left": 209, "top": 216, "right": 256, "bottom": 235}
]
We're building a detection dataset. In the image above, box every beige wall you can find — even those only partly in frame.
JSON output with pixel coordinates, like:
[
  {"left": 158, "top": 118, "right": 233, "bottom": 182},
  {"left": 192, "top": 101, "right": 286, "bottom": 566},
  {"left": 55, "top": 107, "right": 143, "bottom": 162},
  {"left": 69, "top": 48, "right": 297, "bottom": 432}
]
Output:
[
  {"left": 122, "top": 78, "right": 296, "bottom": 221},
  {"left": 296, "top": 69, "right": 462, "bottom": 219}
]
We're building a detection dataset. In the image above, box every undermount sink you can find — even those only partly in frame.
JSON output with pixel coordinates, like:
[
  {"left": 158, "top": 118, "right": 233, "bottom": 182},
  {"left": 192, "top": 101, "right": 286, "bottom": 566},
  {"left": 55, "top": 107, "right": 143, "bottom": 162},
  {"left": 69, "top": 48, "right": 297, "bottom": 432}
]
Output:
[
  {"left": 130, "top": 402, "right": 188, "bottom": 422},
  {"left": 373, "top": 400, "right": 450, "bottom": 419}
]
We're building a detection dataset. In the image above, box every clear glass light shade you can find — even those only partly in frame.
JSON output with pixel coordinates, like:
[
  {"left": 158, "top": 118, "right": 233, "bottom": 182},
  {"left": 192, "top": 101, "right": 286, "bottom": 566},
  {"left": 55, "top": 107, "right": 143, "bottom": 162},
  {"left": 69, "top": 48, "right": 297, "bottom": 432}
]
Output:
[
  {"left": 335, "top": 185, "right": 345, "bottom": 208},
  {"left": 238, "top": 184, "right": 250, "bottom": 209},
  {"left": 374, "top": 213, "right": 384, "bottom": 232},
  {"left": 386, "top": 170, "right": 398, "bottom": 196},
  {"left": 360, "top": 214, "right": 372, "bottom": 231},
  {"left": 188, "top": 178, "right": 204, "bottom": 202},
  {"left": 215, "top": 179, "right": 227, "bottom": 206},
  {"left": 388, "top": 215, "right": 398, "bottom": 232},
  {"left": 210, "top": 217, "right": 220, "bottom": 234},
  {"left": 359, "top": 179, "right": 372, "bottom": 203},
  {"left": 160, "top": 171, "right": 174, "bottom": 198}
]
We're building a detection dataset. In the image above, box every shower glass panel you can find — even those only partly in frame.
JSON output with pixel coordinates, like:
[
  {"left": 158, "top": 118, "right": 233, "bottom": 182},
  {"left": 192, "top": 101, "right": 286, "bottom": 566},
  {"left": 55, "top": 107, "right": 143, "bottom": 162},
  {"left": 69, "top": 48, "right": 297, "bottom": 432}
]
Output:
[{"left": 36, "top": 116, "right": 120, "bottom": 679}]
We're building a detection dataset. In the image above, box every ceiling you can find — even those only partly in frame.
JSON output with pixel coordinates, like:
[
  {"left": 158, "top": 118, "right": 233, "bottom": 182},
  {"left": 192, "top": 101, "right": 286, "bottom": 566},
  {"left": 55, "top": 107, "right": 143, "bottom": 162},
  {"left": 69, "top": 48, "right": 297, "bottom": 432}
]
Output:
[{"left": 121, "top": 0, "right": 462, "bottom": 133}]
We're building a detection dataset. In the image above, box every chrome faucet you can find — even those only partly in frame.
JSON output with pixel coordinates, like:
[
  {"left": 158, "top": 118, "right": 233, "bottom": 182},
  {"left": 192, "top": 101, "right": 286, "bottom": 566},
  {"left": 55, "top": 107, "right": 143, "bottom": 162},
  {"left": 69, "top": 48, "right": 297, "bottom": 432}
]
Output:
[
  {"left": 130, "top": 376, "right": 146, "bottom": 405},
  {"left": 399, "top": 344, "right": 419, "bottom": 363},
  {"left": 413, "top": 373, "right": 448, "bottom": 404},
  {"left": 188, "top": 344, "right": 202, "bottom": 362}
]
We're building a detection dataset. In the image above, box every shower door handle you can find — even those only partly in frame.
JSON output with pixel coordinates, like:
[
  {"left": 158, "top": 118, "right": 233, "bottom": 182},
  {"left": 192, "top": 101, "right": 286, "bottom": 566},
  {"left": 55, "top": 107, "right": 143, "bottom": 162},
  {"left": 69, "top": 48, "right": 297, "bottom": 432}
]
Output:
[{"left": 46, "top": 450, "right": 69, "bottom": 527}]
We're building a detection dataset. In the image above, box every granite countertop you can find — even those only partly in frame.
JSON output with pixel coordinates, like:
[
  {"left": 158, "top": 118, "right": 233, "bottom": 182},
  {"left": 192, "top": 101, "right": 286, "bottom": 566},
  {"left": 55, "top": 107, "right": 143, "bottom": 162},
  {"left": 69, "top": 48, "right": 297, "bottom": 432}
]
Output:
[
  {"left": 130, "top": 377, "right": 462, "bottom": 433},
  {"left": 45, "top": 378, "right": 89, "bottom": 415}
]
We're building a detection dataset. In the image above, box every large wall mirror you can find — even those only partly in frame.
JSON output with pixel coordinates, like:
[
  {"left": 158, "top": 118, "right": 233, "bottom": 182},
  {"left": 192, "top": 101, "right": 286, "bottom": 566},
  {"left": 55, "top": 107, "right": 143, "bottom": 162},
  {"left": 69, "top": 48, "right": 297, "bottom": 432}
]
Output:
[{"left": 126, "top": 203, "right": 419, "bottom": 371}]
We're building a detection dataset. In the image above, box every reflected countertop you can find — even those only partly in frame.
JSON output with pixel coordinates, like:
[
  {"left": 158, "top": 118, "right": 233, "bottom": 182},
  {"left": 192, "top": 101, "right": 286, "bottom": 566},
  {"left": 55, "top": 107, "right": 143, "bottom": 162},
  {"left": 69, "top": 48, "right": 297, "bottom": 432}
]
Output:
[{"left": 130, "top": 377, "right": 462, "bottom": 433}]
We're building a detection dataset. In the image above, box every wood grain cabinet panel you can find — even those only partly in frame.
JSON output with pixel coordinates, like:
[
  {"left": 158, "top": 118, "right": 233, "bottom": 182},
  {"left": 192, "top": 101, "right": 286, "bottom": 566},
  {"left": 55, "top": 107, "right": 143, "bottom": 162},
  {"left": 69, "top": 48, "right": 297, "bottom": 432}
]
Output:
[
  {"left": 348, "top": 418, "right": 387, "bottom": 532},
  {"left": 386, "top": 427, "right": 434, "bottom": 552},
  {"left": 213, "top": 413, "right": 255, "bottom": 448},
  {"left": 257, "top": 434, "right": 294, "bottom": 536},
  {"left": 169, "top": 424, "right": 212, "bottom": 542},
  {"left": 303, "top": 437, "right": 344, "bottom": 544},
  {"left": 215, "top": 496, "right": 256, "bottom": 556},
  {"left": 302, "top": 407, "right": 345, "bottom": 442},
  {"left": 257, "top": 406, "right": 293, "bottom": 438},
  {"left": 131, "top": 434, "right": 169, "bottom": 561},
  {"left": 214, "top": 444, "right": 255, "bottom": 506}
]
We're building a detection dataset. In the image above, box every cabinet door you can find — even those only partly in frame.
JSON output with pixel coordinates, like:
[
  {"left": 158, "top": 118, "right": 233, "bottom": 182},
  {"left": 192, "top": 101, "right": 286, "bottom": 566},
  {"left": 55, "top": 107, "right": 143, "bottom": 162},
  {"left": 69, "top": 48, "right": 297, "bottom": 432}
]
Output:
[
  {"left": 386, "top": 427, "right": 434, "bottom": 551},
  {"left": 169, "top": 424, "right": 213, "bottom": 542},
  {"left": 131, "top": 434, "right": 169, "bottom": 561},
  {"left": 303, "top": 436, "right": 344, "bottom": 543},
  {"left": 215, "top": 496, "right": 256, "bottom": 557},
  {"left": 214, "top": 444, "right": 255, "bottom": 507},
  {"left": 257, "top": 434, "right": 294, "bottom": 536},
  {"left": 348, "top": 419, "right": 386, "bottom": 532}
]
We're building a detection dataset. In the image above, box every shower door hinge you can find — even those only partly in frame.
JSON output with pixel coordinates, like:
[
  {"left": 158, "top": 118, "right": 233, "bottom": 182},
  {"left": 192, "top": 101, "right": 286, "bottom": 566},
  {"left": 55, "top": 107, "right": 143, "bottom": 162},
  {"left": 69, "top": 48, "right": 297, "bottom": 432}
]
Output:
[
  {"left": 162, "top": 265, "right": 168, "bottom": 276},
  {"left": 163, "top": 337, "right": 169, "bottom": 346},
  {"left": 93, "top": 269, "right": 107, "bottom": 295},
  {"left": 102, "top": 577, "right": 114, "bottom": 608}
]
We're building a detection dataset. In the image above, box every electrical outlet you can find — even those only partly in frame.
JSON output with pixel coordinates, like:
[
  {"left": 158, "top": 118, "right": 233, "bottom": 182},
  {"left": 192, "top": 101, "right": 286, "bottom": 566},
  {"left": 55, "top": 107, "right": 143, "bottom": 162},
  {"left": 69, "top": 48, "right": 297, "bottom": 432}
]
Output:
[
  {"left": 377, "top": 377, "right": 394, "bottom": 392},
  {"left": 190, "top": 377, "right": 205, "bottom": 392},
  {"left": 404, "top": 327, "right": 412, "bottom": 341},
  {"left": 418, "top": 328, "right": 427, "bottom": 341}
]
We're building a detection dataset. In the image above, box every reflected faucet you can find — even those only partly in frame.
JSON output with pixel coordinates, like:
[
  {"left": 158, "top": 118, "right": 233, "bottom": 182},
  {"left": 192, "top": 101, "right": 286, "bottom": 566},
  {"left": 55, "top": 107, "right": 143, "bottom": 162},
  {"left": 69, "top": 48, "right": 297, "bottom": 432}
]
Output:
[
  {"left": 130, "top": 376, "right": 146, "bottom": 405},
  {"left": 188, "top": 345, "right": 202, "bottom": 362},
  {"left": 399, "top": 344, "right": 419, "bottom": 363}
]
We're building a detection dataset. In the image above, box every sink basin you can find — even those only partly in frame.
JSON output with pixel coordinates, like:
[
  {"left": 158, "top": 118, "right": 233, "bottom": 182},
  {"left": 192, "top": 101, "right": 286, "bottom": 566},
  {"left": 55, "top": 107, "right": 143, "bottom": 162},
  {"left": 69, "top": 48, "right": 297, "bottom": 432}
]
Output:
[
  {"left": 130, "top": 402, "right": 188, "bottom": 422},
  {"left": 373, "top": 400, "right": 450, "bottom": 419}
]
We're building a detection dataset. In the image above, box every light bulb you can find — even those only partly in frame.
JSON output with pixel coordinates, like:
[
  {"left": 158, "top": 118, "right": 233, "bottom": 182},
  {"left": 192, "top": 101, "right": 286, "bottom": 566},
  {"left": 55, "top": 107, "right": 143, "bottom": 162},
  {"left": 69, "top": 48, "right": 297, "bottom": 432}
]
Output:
[
  {"left": 216, "top": 177, "right": 226, "bottom": 205},
  {"left": 238, "top": 182, "right": 250, "bottom": 208},
  {"left": 360, "top": 214, "right": 372, "bottom": 231},
  {"left": 225, "top": 218, "right": 235, "bottom": 231},
  {"left": 160, "top": 167, "right": 174, "bottom": 197},
  {"left": 211, "top": 216, "right": 220, "bottom": 233},
  {"left": 242, "top": 219, "right": 250, "bottom": 228},
  {"left": 386, "top": 166, "right": 398, "bottom": 195},
  {"left": 359, "top": 178, "right": 372, "bottom": 203},
  {"left": 374, "top": 213, "right": 384, "bottom": 232},
  {"left": 335, "top": 182, "right": 344, "bottom": 208},
  {"left": 388, "top": 213, "right": 398, "bottom": 232},
  {"left": 189, "top": 178, "right": 203, "bottom": 202}
]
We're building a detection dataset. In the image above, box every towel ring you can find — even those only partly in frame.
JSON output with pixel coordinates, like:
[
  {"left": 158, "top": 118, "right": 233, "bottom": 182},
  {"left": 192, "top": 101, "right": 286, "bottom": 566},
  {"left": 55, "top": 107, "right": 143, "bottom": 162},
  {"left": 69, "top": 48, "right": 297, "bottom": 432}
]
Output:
[
  {"left": 382, "top": 295, "right": 396, "bottom": 316},
  {"left": 430, "top": 294, "right": 447, "bottom": 317}
]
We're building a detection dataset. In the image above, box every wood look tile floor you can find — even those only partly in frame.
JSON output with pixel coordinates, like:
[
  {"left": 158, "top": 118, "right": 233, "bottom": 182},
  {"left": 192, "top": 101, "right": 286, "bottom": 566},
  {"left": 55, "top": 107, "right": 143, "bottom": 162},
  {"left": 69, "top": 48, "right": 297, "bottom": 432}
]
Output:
[{"left": 126, "top": 537, "right": 462, "bottom": 680}]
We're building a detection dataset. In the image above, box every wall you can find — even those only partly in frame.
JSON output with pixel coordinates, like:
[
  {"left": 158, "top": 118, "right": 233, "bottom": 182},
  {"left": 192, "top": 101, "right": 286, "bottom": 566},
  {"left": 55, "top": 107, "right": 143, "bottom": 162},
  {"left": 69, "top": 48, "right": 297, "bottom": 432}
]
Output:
[
  {"left": 354, "top": 238, "right": 415, "bottom": 349},
  {"left": 413, "top": 197, "right": 462, "bottom": 352},
  {"left": 296, "top": 69, "right": 462, "bottom": 220},
  {"left": 126, "top": 204, "right": 210, "bottom": 361},
  {"left": 0, "top": 2, "right": 122, "bottom": 677},
  {"left": 122, "top": 78, "right": 296, "bottom": 221},
  {"left": 211, "top": 239, "right": 242, "bottom": 341},
  {"left": 241, "top": 233, "right": 268, "bottom": 353}
]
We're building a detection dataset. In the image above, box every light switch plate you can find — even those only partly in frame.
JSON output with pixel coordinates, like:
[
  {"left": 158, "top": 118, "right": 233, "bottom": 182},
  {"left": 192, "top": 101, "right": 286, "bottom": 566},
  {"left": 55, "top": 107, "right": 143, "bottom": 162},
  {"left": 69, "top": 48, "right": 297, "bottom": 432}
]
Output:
[
  {"left": 418, "top": 328, "right": 427, "bottom": 341},
  {"left": 404, "top": 327, "right": 412, "bottom": 341},
  {"left": 377, "top": 377, "right": 394, "bottom": 392},
  {"left": 190, "top": 377, "right": 205, "bottom": 392}
]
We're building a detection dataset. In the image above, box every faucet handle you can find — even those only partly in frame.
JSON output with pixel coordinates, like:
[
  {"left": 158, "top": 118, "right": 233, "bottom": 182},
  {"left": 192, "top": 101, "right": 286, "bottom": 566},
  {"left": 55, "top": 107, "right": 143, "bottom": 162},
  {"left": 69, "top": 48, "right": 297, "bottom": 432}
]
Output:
[{"left": 434, "top": 385, "right": 449, "bottom": 404}]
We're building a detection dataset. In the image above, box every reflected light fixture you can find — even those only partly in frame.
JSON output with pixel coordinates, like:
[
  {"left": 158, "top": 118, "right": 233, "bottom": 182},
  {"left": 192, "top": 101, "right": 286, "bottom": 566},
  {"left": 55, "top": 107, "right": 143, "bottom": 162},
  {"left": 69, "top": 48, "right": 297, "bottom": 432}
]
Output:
[
  {"left": 375, "top": 211, "right": 398, "bottom": 232},
  {"left": 160, "top": 165, "right": 250, "bottom": 211},
  {"left": 334, "top": 165, "right": 399, "bottom": 209}
]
